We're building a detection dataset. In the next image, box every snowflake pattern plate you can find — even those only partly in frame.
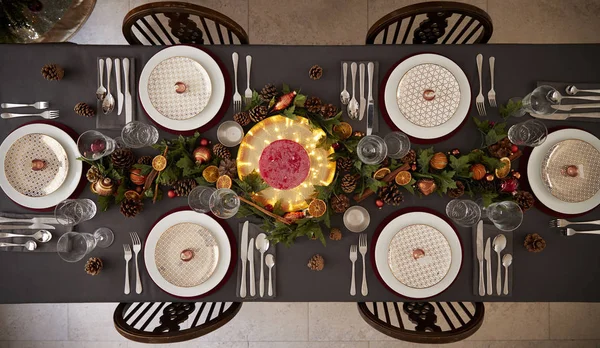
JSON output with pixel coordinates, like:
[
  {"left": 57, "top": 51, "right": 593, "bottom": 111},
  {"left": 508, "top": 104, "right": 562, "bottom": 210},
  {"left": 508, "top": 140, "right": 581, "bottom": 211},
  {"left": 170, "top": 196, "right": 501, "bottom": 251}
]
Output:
[
  {"left": 541, "top": 139, "right": 600, "bottom": 203},
  {"left": 396, "top": 63, "right": 460, "bottom": 127},
  {"left": 147, "top": 56, "right": 212, "bottom": 120},
  {"left": 154, "top": 222, "right": 219, "bottom": 288},
  {"left": 387, "top": 224, "right": 452, "bottom": 289},
  {"left": 4, "top": 133, "right": 68, "bottom": 197}
]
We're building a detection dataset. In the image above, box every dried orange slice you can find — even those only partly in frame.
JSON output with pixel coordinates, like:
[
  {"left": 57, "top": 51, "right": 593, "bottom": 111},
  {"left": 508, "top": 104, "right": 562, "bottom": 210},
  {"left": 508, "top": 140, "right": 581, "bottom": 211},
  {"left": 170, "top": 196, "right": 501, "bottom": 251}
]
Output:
[
  {"left": 202, "top": 165, "right": 219, "bottom": 183},
  {"left": 152, "top": 155, "right": 167, "bottom": 171},
  {"left": 307, "top": 199, "right": 327, "bottom": 218},
  {"left": 395, "top": 171, "right": 412, "bottom": 186},
  {"left": 216, "top": 175, "right": 232, "bottom": 189},
  {"left": 333, "top": 122, "right": 353, "bottom": 140},
  {"left": 124, "top": 190, "right": 141, "bottom": 201},
  {"left": 373, "top": 167, "right": 391, "bottom": 180},
  {"left": 495, "top": 157, "right": 511, "bottom": 178}
]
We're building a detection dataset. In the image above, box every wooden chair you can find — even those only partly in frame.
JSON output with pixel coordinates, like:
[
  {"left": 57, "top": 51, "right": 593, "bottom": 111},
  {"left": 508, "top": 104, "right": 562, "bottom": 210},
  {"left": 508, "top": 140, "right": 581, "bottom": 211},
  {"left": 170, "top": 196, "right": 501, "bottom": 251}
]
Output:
[
  {"left": 358, "top": 302, "right": 485, "bottom": 343},
  {"left": 366, "top": 1, "right": 492, "bottom": 45},
  {"left": 122, "top": 1, "right": 248, "bottom": 45},
  {"left": 114, "top": 302, "right": 242, "bottom": 343}
]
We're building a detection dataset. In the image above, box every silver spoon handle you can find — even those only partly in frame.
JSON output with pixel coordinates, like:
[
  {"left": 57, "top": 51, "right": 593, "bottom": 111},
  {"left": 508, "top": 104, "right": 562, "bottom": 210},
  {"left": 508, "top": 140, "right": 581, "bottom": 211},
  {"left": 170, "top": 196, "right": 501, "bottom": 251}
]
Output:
[
  {"left": 342, "top": 62, "right": 348, "bottom": 90},
  {"left": 496, "top": 253, "right": 502, "bottom": 295},
  {"left": 563, "top": 95, "right": 600, "bottom": 101},
  {"left": 503, "top": 266, "right": 509, "bottom": 295},
  {"left": 99, "top": 58, "right": 105, "bottom": 87},
  {"left": 577, "top": 89, "right": 600, "bottom": 94},
  {"left": 0, "top": 242, "right": 25, "bottom": 247},
  {"left": 259, "top": 252, "right": 265, "bottom": 297},
  {"left": 0, "top": 232, "right": 28, "bottom": 238},
  {"left": 268, "top": 267, "right": 273, "bottom": 297}
]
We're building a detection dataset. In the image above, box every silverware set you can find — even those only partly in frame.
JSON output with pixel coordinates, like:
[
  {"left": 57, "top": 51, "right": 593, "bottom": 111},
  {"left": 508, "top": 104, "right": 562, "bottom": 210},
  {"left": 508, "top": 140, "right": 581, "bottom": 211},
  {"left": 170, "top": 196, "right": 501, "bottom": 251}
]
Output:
[
  {"left": 98, "top": 57, "right": 133, "bottom": 122},
  {"left": 1, "top": 101, "right": 59, "bottom": 119},
  {"left": 349, "top": 233, "right": 369, "bottom": 296},
  {"left": 340, "top": 61, "right": 376, "bottom": 134},
  {"left": 0, "top": 215, "right": 61, "bottom": 252},
  {"left": 232, "top": 52, "right": 253, "bottom": 113},
  {"left": 123, "top": 232, "right": 143, "bottom": 295},
  {"left": 476, "top": 221, "right": 512, "bottom": 296},
  {"left": 240, "top": 221, "right": 275, "bottom": 298},
  {"left": 475, "top": 54, "right": 496, "bottom": 116},
  {"left": 549, "top": 218, "right": 600, "bottom": 236}
]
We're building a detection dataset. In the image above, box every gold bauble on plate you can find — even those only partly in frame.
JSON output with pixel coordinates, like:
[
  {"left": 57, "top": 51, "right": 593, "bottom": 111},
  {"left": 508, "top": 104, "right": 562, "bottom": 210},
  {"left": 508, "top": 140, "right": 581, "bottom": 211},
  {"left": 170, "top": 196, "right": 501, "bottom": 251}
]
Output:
[{"left": 92, "top": 178, "right": 115, "bottom": 196}]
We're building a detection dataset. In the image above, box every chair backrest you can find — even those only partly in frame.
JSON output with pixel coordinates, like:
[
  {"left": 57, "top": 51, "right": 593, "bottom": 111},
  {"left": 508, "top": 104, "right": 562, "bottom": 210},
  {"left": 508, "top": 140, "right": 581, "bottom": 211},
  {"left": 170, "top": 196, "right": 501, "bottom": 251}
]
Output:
[
  {"left": 114, "top": 302, "right": 242, "bottom": 343},
  {"left": 123, "top": 1, "right": 248, "bottom": 45},
  {"left": 358, "top": 302, "right": 485, "bottom": 343},
  {"left": 366, "top": 1, "right": 492, "bottom": 45}
]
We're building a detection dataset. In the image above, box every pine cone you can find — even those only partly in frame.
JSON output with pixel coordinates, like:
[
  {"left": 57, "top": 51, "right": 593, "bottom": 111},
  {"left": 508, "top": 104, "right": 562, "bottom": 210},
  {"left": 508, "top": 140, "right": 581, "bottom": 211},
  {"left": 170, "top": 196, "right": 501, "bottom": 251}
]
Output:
[
  {"left": 307, "top": 254, "right": 325, "bottom": 271},
  {"left": 260, "top": 83, "right": 278, "bottom": 102},
  {"left": 378, "top": 183, "right": 403, "bottom": 206},
  {"left": 524, "top": 233, "right": 546, "bottom": 253},
  {"left": 336, "top": 157, "right": 354, "bottom": 171},
  {"left": 172, "top": 178, "right": 197, "bottom": 197},
  {"left": 233, "top": 111, "right": 251, "bottom": 126},
  {"left": 110, "top": 148, "right": 135, "bottom": 169},
  {"left": 320, "top": 104, "right": 338, "bottom": 119},
  {"left": 137, "top": 156, "right": 153, "bottom": 166},
  {"left": 84, "top": 257, "right": 103, "bottom": 276},
  {"left": 86, "top": 166, "right": 102, "bottom": 183},
  {"left": 341, "top": 173, "right": 359, "bottom": 193},
  {"left": 41, "top": 63, "right": 64, "bottom": 81},
  {"left": 120, "top": 198, "right": 143, "bottom": 218},
  {"left": 447, "top": 181, "right": 465, "bottom": 198},
  {"left": 488, "top": 137, "right": 513, "bottom": 159},
  {"left": 329, "top": 227, "right": 342, "bottom": 241},
  {"left": 74, "top": 102, "right": 94, "bottom": 117},
  {"left": 330, "top": 194, "right": 350, "bottom": 213},
  {"left": 213, "top": 143, "right": 232, "bottom": 159},
  {"left": 514, "top": 190, "right": 535, "bottom": 211},
  {"left": 304, "top": 97, "right": 322, "bottom": 114},
  {"left": 309, "top": 65, "right": 323, "bottom": 80},
  {"left": 249, "top": 105, "right": 268, "bottom": 123},
  {"left": 218, "top": 158, "right": 237, "bottom": 177},
  {"left": 401, "top": 149, "right": 417, "bottom": 164}
]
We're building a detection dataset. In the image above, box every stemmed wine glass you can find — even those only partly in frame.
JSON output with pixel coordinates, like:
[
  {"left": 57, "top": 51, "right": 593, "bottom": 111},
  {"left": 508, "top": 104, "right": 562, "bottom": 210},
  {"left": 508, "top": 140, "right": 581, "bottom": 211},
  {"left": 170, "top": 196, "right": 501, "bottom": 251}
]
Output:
[
  {"left": 77, "top": 130, "right": 117, "bottom": 160},
  {"left": 56, "top": 228, "right": 114, "bottom": 262},
  {"left": 481, "top": 201, "right": 523, "bottom": 232},
  {"left": 520, "top": 85, "right": 561, "bottom": 116},
  {"left": 209, "top": 188, "right": 240, "bottom": 219}
]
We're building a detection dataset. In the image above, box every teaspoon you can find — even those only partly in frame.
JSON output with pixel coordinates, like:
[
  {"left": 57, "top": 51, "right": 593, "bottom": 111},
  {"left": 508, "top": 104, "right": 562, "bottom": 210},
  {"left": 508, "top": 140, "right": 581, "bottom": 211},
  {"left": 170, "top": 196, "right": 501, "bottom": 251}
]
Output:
[
  {"left": 348, "top": 62, "right": 359, "bottom": 119},
  {"left": 492, "top": 234, "right": 506, "bottom": 295},
  {"left": 255, "top": 233, "right": 270, "bottom": 297},
  {"left": 340, "top": 62, "right": 350, "bottom": 105},
  {"left": 102, "top": 58, "right": 115, "bottom": 114},
  {"left": 551, "top": 90, "right": 600, "bottom": 102},
  {"left": 0, "top": 240, "right": 37, "bottom": 251},
  {"left": 265, "top": 254, "right": 275, "bottom": 297},
  {"left": 96, "top": 58, "right": 107, "bottom": 101},
  {"left": 0, "top": 229, "right": 52, "bottom": 243},
  {"left": 502, "top": 253, "right": 512, "bottom": 295},
  {"left": 565, "top": 85, "right": 600, "bottom": 96}
]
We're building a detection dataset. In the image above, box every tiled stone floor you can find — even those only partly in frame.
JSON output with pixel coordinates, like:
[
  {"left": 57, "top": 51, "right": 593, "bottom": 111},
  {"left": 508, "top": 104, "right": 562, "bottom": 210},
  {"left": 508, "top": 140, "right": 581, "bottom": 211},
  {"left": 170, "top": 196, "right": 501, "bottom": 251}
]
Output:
[{"left": 3, "top": 0, "right": 600, "bottom": 347}]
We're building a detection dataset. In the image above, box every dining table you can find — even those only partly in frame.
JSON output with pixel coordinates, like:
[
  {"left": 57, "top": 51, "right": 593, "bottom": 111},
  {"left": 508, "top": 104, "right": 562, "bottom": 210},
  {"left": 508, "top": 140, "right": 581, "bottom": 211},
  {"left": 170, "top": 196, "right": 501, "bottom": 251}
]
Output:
[{"left": 0, "top": 43, "right": 599, "bottom": 304}]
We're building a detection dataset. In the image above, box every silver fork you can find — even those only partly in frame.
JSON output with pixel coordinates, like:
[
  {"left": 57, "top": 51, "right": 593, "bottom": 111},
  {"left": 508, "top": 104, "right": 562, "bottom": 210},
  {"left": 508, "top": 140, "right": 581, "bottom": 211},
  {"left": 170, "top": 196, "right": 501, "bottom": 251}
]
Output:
[
  {"left": 232, "top": 52, "right": 242, "bottom": 113},
  {"left": 550, "top": 218, "right": 600, "bottom": 228},
  {"left": 1, "top": 102, "right": 49, "bottom": 109},
  {"left": 123, "top": 244, "right": 132, "bottom": 295},
  {"left": 476, "top": 54, "right": 486, "bottom": 116},
  {"left": 1, "top": 110, "right": 59, "bottom": 119},
  {"left": 244, "top": 55, "right": 252, "bottom": 105},
  {"left": 349, "top": 245, "right": 357, "bottom": 296},
  {"left": 561, "top": 228, "right": 600, "bottom": 237},
  {"left": 130, "top": 232, "right": 142, "bottom": 294},
  {"left": 359, "top": 233, "right": 368, "bottom": 296},
  {"left": 487, "top": 56, "right": 496, "bottom": 107}
]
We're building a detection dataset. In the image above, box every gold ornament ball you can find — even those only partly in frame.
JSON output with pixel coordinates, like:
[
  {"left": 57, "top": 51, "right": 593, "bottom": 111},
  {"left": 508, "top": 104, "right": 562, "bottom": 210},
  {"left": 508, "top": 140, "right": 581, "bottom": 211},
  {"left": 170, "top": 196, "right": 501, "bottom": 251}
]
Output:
[{"left": 192, "top": 146, "right": 212, "bottom": 165}]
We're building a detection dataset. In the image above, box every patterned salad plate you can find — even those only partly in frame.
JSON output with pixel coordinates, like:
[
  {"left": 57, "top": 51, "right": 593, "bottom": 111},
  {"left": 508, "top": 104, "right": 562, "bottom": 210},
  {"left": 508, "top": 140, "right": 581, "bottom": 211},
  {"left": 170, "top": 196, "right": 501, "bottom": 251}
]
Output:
[
  {"left": 383, "top": 53, "right": 470, "bottom": 140},
  {"left": 0, "top": 123, "right": 82, "bottom": 209},
  {"left": 375, "top": 212, "right": 462, "bottom": 298},
  {"left": 139, "top": 46, "right": 225, "bottom": 132},
  {"left": 528, "top": 129, "right": 600, "bottom": 214},
  {"left": 145, "top": 211, "right": 231, "bottom": 297}
]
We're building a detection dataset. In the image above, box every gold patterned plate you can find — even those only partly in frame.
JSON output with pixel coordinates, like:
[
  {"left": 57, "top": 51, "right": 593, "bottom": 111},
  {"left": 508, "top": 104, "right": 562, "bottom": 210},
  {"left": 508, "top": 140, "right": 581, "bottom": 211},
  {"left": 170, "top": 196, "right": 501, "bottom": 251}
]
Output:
[
  {"left": 147, "top": 56, "right": 212, "bottom": 120},
  {"left": 237, "top": 115, "right": 336, "bottom": 212},
  {"left": 387, "top": 224, "right": 452, "bottom": 289},
  {"left": 4, "top": 133, "right": 69, "bottom": 197},
  {"left": 541, "top": 139, "right": 600, "bottom": 203},
  {"left": 154, "top": 222, "right": 219, "bottom": 288}
]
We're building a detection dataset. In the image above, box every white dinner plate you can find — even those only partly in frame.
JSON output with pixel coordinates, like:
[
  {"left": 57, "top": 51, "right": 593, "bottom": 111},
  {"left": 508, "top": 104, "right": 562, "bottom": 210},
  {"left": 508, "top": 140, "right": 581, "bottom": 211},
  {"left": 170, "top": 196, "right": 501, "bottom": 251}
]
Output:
[
  {"left": 384, "top": 54, "right": 470, "bottom": 140},
  {"left": 528, "top": 129, "right": 600, "bottom": 214},
  {"left": 139, "top": 46, "right": 225, "bottom": 132},
  {"left": 145, "top": 211, "right": 231, "bottom": 297},
  {"left": 0, "top": 124, "right": 82, "bottom": 209},
  {"left": 375, "top": 212, "right": 462, "bottom": 299}
]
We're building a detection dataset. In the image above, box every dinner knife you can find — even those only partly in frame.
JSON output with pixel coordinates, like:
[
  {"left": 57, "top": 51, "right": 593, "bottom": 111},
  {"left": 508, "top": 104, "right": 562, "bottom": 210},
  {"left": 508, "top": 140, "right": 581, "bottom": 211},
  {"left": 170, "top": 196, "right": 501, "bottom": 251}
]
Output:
[
  {"left": 0, "top": 224, "right": 54, "bottom": 230},
  {"left": 484, "top": 237, "right": 492, "bottom": 295},
  {"left": 529, "top": 112, "right": 600, "bottom": 121},
  {"left": 240, "top": 221, "right": 249, "bottom": 298},
  {"left": 552, "top": 103, "right": 600, "bottom": 111},
  {"left": 248, "top": 237, "right": 256, "bottom": 297},
  {"left": 476, "top": 220, "right": 484, "bottom": 296},
  {"left": 366, "top": 62, "right": 374, "bottom": 136},
  {"left": 123, "top": 58, "right": 133, "bottom": 123},
  {"left": 359, "top": 63, "right": 366, "bottom": 120},
  {"left": 0, "top": 216, "right": 63, "bottom": 225},
  {"left": 115, "top": 58, "right": 123, "bottom": 116}
]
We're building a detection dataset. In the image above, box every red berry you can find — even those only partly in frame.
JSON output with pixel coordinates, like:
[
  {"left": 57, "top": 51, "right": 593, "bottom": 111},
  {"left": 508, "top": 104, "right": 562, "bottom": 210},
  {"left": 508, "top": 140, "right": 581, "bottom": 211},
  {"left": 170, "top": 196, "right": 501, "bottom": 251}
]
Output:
[
  {"left": 167, "top": 190, "right": 176, "bottom": 198},
  {"left": 332, "top": 142, "right": 341, "bottom": 151},
  {"left": 199, "top": 138, "right": 210, "bottom": 146},
  {"left": 511, "top": 145, "right": 519, "bottom": 153},
  {"left": 375, "top": 199, "right": 384, "bottom": 209},
  {"left": 489, "top": 121, "right": 495, "bottom": 126},
  {"left": 264, "top": 204, "right": 274, "bottom": 212}
]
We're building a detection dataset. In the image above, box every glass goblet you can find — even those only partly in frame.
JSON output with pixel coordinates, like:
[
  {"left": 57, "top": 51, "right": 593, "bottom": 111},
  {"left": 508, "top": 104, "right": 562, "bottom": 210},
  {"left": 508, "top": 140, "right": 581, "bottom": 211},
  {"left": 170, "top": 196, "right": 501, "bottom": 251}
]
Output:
[
  {"left": 357, "top": 135, "right": 388, "bottom": 165},
  {"left": 121, "top": 121, "right": 159, "bottom": 148},
  {"left": 508, "top": 120, "right": 547, "bottom": 147},
  {"left": 209, "top": 188, "right": 240, "bottom": 219},
  {"left": 486, "top": 201, "right": 523, "bottom": 232},
  {"left": 56, "top": 228, "right": 114, "bottom": 263},
  {"left": 445, "top": 199, "right": 482, "bottom": 227},
  {"left": 54, "top": 199, "right": 97, "bottom": 226},
  {"left": 188, "top": 186, "right": 216, "bottom": 213},
  {"left": 77, "top": 130, "right": 117, "bottom": 160},
  {"left": 521, "top": 85, "right": 560, "bottom": 116},
  {"left": 384, "top": 132, "right": 411, "bottom": 159}
]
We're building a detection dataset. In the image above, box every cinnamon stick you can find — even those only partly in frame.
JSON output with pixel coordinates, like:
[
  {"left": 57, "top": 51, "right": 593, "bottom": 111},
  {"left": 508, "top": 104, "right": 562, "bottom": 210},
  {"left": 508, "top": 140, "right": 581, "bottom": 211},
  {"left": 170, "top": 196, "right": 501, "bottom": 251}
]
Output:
[
  {"left": 354, "top": 163, "right": 410, "bottom": 202},
  {"left": 239, "top": 196, "right": 292, "bottom": 225}
]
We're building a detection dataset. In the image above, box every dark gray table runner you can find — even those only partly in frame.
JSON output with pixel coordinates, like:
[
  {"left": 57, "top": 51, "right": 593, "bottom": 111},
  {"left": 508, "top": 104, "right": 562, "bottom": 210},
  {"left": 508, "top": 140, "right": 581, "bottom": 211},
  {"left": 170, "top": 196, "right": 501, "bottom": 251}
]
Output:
[{"left": 1, "top": 44, "right": 600, "bottom": 303}]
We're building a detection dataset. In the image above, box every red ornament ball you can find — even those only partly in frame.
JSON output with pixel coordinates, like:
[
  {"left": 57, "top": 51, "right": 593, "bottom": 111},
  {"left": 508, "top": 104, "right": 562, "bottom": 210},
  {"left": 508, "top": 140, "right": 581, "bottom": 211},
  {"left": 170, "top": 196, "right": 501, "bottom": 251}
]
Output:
[
  {"left": 375, "top": 199, "right": 384, "bottom": 209},
  {"left": 511, "top": 145, "right": 519, "bottom": 153},
  {"left": 168, "top": 190, "right": 176, "bottom": 199},
  {"left": 264, "top": 204, "right": 274, "bottom": 212},
  {"left": 199, "top": 138, "right": 211, "bottom": 147},
  {"left": 500, "top": 177, "right": 519, "bottom": 193},
  {"left": 192, "top": 146, "right": 212, "bottom": 165}
]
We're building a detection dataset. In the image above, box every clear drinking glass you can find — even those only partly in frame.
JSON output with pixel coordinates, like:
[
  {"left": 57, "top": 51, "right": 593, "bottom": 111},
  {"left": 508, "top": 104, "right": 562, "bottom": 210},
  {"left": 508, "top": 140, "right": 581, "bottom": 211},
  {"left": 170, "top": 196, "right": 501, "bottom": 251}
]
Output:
[
  {"left": 383, "top": 132, "right": 411, "bottom": 159},
  {"left": 188, "top": 186, "right": 216, "bottom": 213},
  {"left": 56, "top": 228, "right": 114, "bottom": 262},
  {"left": 485, "top": 201, "right": 523, "bottom": 231},
  {"left": 445, "top": 199, "right": 482, "bottom": 227},
  {"left": 357, "top": 135, "right": 388, "bottom": 165},
  {"left": 121, "top": 121, "right": 160, "bottom": 148},
  {"left": 77, "top": 130, "right": 117, "bottom": 160},
  {"left": 209, "top": 188, "right": 240, "bottom": 219},
  {"left": 521, "top": 85, "right": 560, "bottom": 116},
  {"left": 508, "top": 119, "right": 548, "bottom": 147},
  {"left": 54, "top": 199, "right": 97, "bottom": 226}
]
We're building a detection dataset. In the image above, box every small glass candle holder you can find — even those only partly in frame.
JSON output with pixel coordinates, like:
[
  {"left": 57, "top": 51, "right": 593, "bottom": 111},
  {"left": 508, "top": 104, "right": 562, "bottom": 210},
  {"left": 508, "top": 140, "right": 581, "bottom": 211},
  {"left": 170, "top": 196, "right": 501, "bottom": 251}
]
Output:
[
  {"left": 343, "top": 206, "right": 370, "bottom": 233},
  {"left": 217, "top": 121, "right": 244, "bottom": 147},
  {"left": 121, "top": 121, "right": 159, "bottom": 148},
  {"left": 357, "top": 135, "right": 388, "bottom": 165}
]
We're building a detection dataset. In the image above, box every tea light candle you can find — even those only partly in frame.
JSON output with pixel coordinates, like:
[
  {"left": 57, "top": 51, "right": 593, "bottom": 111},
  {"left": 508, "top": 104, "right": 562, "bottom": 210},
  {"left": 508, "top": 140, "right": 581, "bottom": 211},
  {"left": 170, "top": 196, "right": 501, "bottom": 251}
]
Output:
[
  {"left": 217, "top": 121, "right": 244, "bottom": 147},
  {"left": 343, "top": 206, "right": 370, "bottom": 233}
]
